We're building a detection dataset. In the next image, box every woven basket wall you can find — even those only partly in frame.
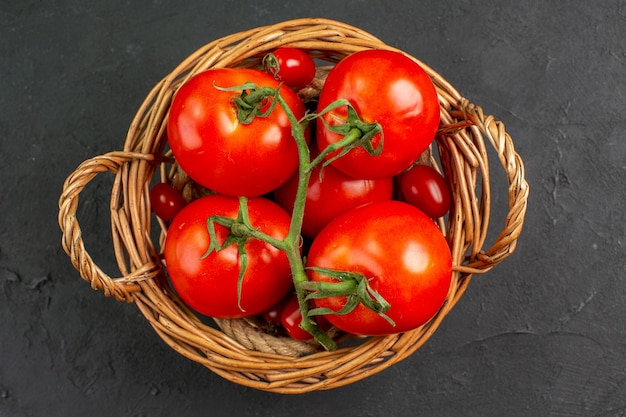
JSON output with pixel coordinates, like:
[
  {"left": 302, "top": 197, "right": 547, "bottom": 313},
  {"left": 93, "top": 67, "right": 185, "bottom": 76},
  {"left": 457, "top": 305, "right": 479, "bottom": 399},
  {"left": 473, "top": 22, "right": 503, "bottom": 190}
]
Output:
[{"left": 58, "top": 18, "right": 529, "bottom": 394}]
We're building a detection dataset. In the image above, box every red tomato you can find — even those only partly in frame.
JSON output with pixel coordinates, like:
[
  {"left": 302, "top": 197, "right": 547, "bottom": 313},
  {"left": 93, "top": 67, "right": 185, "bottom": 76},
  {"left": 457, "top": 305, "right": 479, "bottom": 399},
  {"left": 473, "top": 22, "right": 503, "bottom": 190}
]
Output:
[
  {"left": 280, "top": 295, "right": 332, "bottom": 340},
  {"left": 273, "top": 157, "right": 394, "bottom": 238},
  {"left": 399, "top": 164, "right": 452, "bottom": 218},
  {"left": 280, "top": 295, "right": 315, "bottom": 340},
  {"left": 306, "top": 200, "right": 452, "bottom": 336},
  {"left": 163, "top": 194, "right": 293, "bottom": 318},
  {"left": 167, "top": 68, "right": 307, "bottom": 197},
  {"left": 149, "top": 182, "right": 186, "bottom": 221},
  {"left": 264, "top": 48, "right": 316, "bottom": 89},
  {"left": 262, "top": 295, "right": 289, "bottom": 326},
  {"left": 316, "top": 50, "right": 440, "bottom": 179}
]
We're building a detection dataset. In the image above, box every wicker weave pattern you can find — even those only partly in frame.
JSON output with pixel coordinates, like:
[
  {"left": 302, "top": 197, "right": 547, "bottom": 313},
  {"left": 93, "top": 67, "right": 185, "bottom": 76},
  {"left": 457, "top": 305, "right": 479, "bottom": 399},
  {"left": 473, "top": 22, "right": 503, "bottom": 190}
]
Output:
[{"left": 58, "top": 18, "right": 529, "bottom": 393}]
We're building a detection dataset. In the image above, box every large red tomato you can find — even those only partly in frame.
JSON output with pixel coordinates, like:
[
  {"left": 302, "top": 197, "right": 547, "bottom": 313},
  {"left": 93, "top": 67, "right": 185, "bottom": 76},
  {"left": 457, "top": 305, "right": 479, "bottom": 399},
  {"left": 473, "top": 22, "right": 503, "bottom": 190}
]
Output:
[
  {"left": 273, "top": 151, "right": 394, "bottom": 238},
  {"left": 167, "top": 68, "right": 307, "bottom": 197},
  {"left": 316, "top": 49, "right": 440, "bottom": 179},
  {"left": 306, "top": 200, "right": 452, "bottom": 336},
  {"left": 163, "top": 194, "right": 293, "bottom": 318}
]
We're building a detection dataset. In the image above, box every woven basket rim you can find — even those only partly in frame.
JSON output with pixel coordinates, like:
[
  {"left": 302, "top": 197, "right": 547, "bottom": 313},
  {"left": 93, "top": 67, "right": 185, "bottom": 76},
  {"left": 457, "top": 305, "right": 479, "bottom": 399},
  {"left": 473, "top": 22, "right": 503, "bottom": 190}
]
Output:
[{"left": 58, "top": 17, "right": 529, "bottom": 394}]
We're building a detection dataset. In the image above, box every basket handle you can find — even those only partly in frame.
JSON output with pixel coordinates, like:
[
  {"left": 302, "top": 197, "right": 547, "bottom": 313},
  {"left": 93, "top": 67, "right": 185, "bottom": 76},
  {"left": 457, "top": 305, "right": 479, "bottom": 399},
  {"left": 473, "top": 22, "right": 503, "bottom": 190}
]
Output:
[
  {"left": 58, "top": 151, "right": 161, "bottom": 302},
  {"left": 456, "top": 100, "right": 530, "bottom": 275}
]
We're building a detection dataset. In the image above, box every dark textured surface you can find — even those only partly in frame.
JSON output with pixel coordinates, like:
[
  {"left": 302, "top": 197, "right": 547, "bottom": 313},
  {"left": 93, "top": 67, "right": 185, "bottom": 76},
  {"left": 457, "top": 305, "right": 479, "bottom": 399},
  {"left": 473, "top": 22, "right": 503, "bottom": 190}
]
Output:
[{"left": 2, "top": 1, "right": 625, "bottom": 416}]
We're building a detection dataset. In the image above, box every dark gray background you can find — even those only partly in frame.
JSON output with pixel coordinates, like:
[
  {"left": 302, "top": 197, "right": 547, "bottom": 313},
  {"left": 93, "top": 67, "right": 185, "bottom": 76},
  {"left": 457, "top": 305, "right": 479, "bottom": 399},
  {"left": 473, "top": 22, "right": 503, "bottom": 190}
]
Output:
[{"left": 2, "top": 0, "right": 625, "bottom": 416}]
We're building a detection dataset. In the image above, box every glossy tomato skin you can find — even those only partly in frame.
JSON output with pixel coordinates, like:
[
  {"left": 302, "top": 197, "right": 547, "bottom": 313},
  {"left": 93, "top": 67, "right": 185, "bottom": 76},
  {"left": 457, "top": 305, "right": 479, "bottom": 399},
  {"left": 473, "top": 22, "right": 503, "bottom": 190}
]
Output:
[
  {"left": 316, "top": 50, "right": 440, "bottom": 179},
  {"left": 164, "top": 194, "right": 293, "bottom": 318},
  {"left": 399, "top": 164, "right": 452, "bottom": 219},
  {"left": 167, "top": 68, "right": 307, "bottom": 197},
  {"left": 265, "top": 48, "right": 316, "bottom": 89},
  {"left": 273, "top": 156, "right": 394, "bottom": 238},
  {"left": 261, "top": 295, "right": 289, "bottom": 327},
  {"left": 149, "top": 182, "right": 186, "bottom": 221},
  {"left": 279, "top": 294, "right": 332, "bottom": 340},
  {"left": 280, "top": 295, "right": 315, "bottom": 340},
  {"left": 306, "top": 200, "right": 452, "bottom": 336}
]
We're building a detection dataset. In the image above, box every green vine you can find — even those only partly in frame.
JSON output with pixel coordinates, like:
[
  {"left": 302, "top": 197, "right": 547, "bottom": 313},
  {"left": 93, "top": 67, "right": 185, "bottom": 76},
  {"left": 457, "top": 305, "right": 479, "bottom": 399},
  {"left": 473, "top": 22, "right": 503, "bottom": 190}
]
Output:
[{"left": 203, "top": 80, "right": 390, "bottom": 351}]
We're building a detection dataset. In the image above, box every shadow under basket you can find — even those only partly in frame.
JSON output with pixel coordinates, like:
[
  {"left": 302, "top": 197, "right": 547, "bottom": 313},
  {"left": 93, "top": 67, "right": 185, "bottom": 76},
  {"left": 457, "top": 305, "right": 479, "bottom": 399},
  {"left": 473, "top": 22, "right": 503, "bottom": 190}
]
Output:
[{"left": 58, "top": 18, "right": 529, "bottom": 394}]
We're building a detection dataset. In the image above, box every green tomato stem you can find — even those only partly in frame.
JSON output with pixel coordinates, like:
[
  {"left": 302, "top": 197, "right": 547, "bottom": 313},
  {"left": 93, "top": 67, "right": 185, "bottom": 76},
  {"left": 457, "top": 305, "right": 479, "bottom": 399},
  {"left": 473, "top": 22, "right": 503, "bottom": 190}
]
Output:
[
  {"left": 284, "top": 244, "right": 337, "bottom": 351},
  {"left": 204, "top": 81, "right": 388, "bottom": 351},
  {"left": 307, "top": 127, "right": 363, "bottom": 172},
  {"left": 271, "top": 92, "right": 338, "bottom": 350}
]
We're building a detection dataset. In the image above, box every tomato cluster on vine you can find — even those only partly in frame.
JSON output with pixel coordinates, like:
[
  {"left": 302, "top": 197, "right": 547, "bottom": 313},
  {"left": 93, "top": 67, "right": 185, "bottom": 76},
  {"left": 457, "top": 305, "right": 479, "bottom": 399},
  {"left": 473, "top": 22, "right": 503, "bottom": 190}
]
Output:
[{"left": 151, "top": 47, "right": 454, "bottom": 350}]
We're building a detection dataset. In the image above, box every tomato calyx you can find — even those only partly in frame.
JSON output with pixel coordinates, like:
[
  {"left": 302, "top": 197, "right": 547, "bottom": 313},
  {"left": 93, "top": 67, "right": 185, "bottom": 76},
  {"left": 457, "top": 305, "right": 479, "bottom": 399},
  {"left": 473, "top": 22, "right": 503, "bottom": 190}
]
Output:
[
  {"left": 302, "top": 267, "right": 395, "bottom": 326},
  {"left": 262, "top": 53, "right": 282, "bottom": 82},
  {"left": 203, "top": 197, "right": 295, "bottom": 313},
  {"left": 307, "top": 99, "right": 383, "bottom": 171},
  {"left": 213, "top": 81, "right": 282, "bottom": 124},
  {"left": 202, "top": 197, "right": 256, "bottom": 313}
]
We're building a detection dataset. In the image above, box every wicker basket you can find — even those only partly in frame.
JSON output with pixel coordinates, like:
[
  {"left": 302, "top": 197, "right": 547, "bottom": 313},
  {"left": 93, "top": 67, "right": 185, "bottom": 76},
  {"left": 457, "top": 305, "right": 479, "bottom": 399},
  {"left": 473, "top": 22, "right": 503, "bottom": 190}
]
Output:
[{"left": 58, "top": 18, "right": 529, "bottom": 394}]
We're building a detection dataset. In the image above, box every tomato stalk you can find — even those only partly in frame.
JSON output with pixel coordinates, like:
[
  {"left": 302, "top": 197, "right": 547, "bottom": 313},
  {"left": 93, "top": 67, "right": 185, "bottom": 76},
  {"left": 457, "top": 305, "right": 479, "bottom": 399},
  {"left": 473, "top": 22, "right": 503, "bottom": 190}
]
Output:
[
  {"left": 301, "top": 268, "right": 394, "bottom": 326},
  {"left": 204, "top": 81, "right": 389, "bottom": 351},
  {"left": 306, "top": 100, "right": 383, "bottom": 172},
  {"left": 214, "top": 82, "right": 280, "bottom": 124},
  {"left": 262, "top": 53, "right": 280, "bottom": 80},
  {"left": 260, "top": 88, "right": 340, "bottom": 350}
]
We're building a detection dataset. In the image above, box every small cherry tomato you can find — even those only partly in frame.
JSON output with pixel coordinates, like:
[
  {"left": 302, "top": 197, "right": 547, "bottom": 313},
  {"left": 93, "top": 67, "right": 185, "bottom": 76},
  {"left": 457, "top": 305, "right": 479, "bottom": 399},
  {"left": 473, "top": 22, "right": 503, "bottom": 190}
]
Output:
[
  {"left": 149, "top": 182, "right": 186, "bottom": 221},
  {"left": 399, "top": 164, "right": 452, "bottom": 218},
  {"left": 280, "top": 295, "right": 315, "bottom": 340},
  {"left": 264, "top": 48, "right": 316, "bottom": 89},
  {"left": 262, "top": 295, "right": 289, "bottom": 326},
  {"left": 280, "top": 295, "right": 332, "bottom": 340}
]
